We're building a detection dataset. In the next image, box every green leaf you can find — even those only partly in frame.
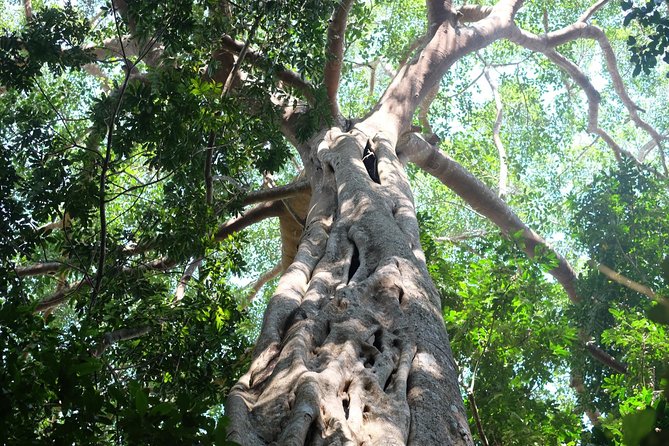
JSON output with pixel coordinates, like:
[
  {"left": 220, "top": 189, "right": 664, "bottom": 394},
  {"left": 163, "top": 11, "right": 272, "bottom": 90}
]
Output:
[
  {"left": 135, "top": 387, "right": 149, "bottom": 416},
  {"left": 647, "top": 299, "right": 669, "bottom": 325},
  {"left": 661, "top": 256, "right": 669, "bottom": 282},
  {"left": 150, "top": 402, "right": 176, "bottom": 417},
  {"left": 622, "top": 408, "right": 656, "bottom": 446}
]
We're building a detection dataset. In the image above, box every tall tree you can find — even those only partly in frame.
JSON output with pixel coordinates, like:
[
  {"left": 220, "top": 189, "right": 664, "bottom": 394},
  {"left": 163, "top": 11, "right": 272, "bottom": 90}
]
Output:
[{"left": 1, "top": 0, "right": 668, "bottom": 444}]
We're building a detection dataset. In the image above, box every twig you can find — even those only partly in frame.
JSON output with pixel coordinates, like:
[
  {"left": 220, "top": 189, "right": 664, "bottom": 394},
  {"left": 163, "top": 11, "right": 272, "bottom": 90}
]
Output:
[
  {"left": 91, "top": 17, "right": 164, "bottom": 307},
  {"left": 219, "top": 35, "right": 314, "bottom": 101},
  {"left": 90, "top": 4, "right": 133, "bottom": 307},
  {"left": 507, "top": 21, "right": 667, "bottom": 177},
  {"left": 468, "top": 391, "right": 489, "bottom": 446},
  {"left": 482, "top": 66, "right": 509, "bottom": 198},
  {"left": 444, "top": 69, "right": 486, "bottom": 99},
  {"left": 434, "top": 230, "right": 490, "bottom": 243},
  {"left": 466, "top": 317, "right": 495, "bottom": 446}
]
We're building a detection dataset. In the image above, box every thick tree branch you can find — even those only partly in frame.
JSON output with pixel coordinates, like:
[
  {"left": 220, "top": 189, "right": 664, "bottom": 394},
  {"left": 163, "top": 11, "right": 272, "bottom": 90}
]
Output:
[
  {"left": 399, "top": 134, "right": 630, "bottom": 373},
  {"left": 578, "top": 0, "right": 611, "bottom": 23},
  {"left": 23, "top": 0, "right": 33, "bottom": 21},
  {"left": 639, "top": 135, "right": 668, "bottom": 161},
  {"left": 242, "top": 178, "right": 310, "bottom": 206},
  {"left": 584, "top": 339, "right": 628, "bottom": 374},
  {"left": 91, "top": 34, "right": 164, "bottom": 67},
  {"left": 93, "top": 326, "right": 152, "bottom": 357},
  {"left": 417, "top": 84, "right": 440, "bottom": 136},
  {"left": 398, "top": 133, "right": 579, "bottom": 301},
  {"left": 364, "top": 0, "right": 524, "bottom": 143},
  {"left": 457, "top": 5, "right": 494, "bottom": 23},
  {"left": 589, "top": 260, "right": 657, "bottom": 299},
  {"left": 428, "top": 0, "right": 457, "bottom": 31},
  {"left": 120, "top": 257, "right": 178, "bottom": 274},
  {"left": 35, "top": 200, "right": 287, "bottom": 311},
  {"left": 513, "top": 34, "right": 623, "bottom": 161},
  {"left": 16, "top": 262, "right": 63, "bottom": 277},
  {"left": 244, "top": 262, "right": 282, "bottom": 307},
  {"left": 324, "top": 0, "right": 355, "bottom": 118},
  {"left": 122, "top": 201, "right": 287, "bottom": 268},
  {"left": 224, "top": 16, "right": 262, "bottom": 95},
  {"left": 214, "top": 200, "right": 285, "bottom": 241},
  {"left": 174, "top": 258, "right": 203, "bottom": 302},
  {"left": 35, "top": 280, "right": 88, "bottom": 312},
  {"left": 206, "top": 15, "right": 262, "bottom": 207},
  {"left": 37, "top": 215, "right": 70, "bottom": 233},
  {"left": 19, "top": 184, "right": 300, "bottom": 279},
  {"left": 219, "top": 35, "right": 314, "bottom": 102}
]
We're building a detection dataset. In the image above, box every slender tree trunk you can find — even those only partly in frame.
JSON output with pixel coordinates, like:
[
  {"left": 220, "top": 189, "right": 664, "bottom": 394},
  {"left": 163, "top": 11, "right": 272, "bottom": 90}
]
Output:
[{"left": 227, "top": 121, "right": 472, "bottom": 445}]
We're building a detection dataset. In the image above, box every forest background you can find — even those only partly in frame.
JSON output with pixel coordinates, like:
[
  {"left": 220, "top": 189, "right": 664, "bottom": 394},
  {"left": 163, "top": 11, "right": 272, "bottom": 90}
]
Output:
[{"left": 1, "top": 0, "right": 669, "bottom": 444}]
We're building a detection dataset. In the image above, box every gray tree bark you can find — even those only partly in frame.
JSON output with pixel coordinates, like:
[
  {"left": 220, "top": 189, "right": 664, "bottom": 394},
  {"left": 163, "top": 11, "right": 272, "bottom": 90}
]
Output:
[
  {"left": 225, "top": 2, "right": 527, "bottom": 443},
  {"left": 226, "top": 124, "right": 472, "bottom": 445}
]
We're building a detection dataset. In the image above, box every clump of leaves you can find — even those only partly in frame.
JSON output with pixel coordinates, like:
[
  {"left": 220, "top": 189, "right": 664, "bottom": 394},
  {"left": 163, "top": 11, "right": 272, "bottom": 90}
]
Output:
[
  {"left": 569, "top": 161, "right": 669, "bottom": 445},
  {"left": 621, "top": 0, "right": 669, "bottom": 77},
  {"left": 0, "top": 4, "right": 92, "bottom": 91}
]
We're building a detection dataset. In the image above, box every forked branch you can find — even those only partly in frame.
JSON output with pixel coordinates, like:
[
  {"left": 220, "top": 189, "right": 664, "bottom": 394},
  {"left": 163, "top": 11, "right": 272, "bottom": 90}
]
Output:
[
  {"left": 365, "top": 0, "right": 524, "bottom": 142},
  {"left": 507, "top": 21, "right": 666, "bottom": 174}
]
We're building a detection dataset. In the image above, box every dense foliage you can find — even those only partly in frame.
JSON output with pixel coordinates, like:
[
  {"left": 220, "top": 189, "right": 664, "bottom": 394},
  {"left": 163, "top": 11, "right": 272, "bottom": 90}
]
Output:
[{"left": 1, "top": 0, "right": 668, "bottom": 444}]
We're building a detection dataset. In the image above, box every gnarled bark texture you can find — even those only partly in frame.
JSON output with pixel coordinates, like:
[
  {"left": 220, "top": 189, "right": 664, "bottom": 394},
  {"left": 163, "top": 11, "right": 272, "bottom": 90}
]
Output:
[
  {"left": 226, "top": 125, "right": 471, "bottom": 445},
  {"left": 225, "top": 2, "right": 530, "bottom": 443}
]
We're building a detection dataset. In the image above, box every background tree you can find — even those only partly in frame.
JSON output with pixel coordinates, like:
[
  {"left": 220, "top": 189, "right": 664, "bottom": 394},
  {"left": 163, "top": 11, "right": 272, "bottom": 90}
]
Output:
[{"left": 1, "top": 0, "right": 668, "bottom": 444}]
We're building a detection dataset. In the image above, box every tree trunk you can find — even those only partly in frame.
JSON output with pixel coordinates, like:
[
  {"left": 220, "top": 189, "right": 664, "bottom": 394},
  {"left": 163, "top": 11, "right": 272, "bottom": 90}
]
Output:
[{"left": 226, "top": 122, "right": 472, "bottom": 445}]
